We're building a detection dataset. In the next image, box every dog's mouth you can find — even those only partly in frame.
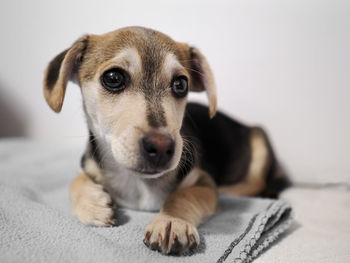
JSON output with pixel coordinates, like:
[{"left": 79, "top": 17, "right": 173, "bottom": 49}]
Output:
[
  {"left": 132, "top": 167, "right": 160, "bottom": 175},
  {"left": 130, "top": 167, "right": 170, "bottom": 178},
  {"left": 111, "top": 131, "right": 181, "bottom": 178},
  {"left": 129, "top": 132, "right": 177, "bottom": 178}
]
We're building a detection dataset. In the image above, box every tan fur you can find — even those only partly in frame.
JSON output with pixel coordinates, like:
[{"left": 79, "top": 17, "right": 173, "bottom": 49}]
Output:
[
  {"left": 43, "top": 36, "right": 88, "bottom": 112},
  {"left": 163, "top": 53, "right": 189, "bottom": 80},
  {"left": 78, "top": 44, "right": 187, "bottom": 174},
  {"left": 219, "top": 128, "right": 269, "bottom": 196},
  {"left": 43, "top": 27, "right": 216, "bottom": 118},
  {"left": 70, "top": 172, "right": 114, "bottom": 226},
  {"left": 43, "top": 71, "right": 65, "bottom": 112},
  {"left": 83, "top": 159, "right": 105, "bottom": 184},
  {"left": 85, "top": 88, "right": 150, "bottom": 170},
  {"left": 189, "top": 47, "right": 217, "bottom": 118},
  {"left": 94, "top": 47, "right": 142, "bottom": 83},
  {"left": 143, "top": 213, "right": 199, "bottom": 254},
  {"left": 144, "top": 169, "right": 217, "bottom": 253},
  {"left": 162, "top": 170, "right": 217, "bottom": 226},
  {"left": 79, "top": 27, "right": 178, "bottom": 83},
  {"left": 176, "top": 42, "right": 217, "bottom": 118},
  {"left": 178, "top": 168, "right": 201, "bottom": 189},
  {"left": 43, "top": 26, "right": 220, "bottom": 255},
  {"left": 80, "top": 45, "right": 189, "bottom": 175}
]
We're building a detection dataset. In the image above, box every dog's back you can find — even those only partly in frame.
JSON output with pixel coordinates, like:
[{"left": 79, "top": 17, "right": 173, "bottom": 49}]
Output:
[{"left": 182, "top": 102, "right": 290, "bottom": 197}]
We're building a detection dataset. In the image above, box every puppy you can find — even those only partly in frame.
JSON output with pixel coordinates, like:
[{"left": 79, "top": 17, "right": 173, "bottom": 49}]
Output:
[{"left": 43, "top": 26, "right": 289, "bottom": 255}]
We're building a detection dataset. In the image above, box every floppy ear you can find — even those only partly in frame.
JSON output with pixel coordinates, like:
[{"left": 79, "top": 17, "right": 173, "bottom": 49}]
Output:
[
  {"left": 43, "top": 35, "right": 89, "bottom": 113},
  {"left": 181, "top": 45, "right": 217, "bottom": 118}
]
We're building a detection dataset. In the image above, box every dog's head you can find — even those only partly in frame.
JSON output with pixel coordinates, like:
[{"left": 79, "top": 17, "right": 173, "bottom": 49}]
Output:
[{"left": 43, "top": 26, "right": 216, "bottom": 178}]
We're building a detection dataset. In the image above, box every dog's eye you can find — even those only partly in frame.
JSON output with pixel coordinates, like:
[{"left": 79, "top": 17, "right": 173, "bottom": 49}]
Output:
[
  {"left": 101, "top": 68, "right": 127, "bottom": 92},
  {"left": 171, "top": 76, "right": 188, "bottom": 98}
]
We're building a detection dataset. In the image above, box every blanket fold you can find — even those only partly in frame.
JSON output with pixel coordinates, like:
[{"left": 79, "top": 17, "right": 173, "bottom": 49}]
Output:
[{"left": 0, "top": 139, "right": 292, "bottom": 263}]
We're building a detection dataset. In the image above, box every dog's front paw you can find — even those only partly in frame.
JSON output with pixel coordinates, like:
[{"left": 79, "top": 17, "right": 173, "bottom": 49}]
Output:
[
  {"left": 72, "top": 183, "right": 115, "bottom": 227},
  {"left": 143, "top": 213, "right": 199, "bottom": 254}
]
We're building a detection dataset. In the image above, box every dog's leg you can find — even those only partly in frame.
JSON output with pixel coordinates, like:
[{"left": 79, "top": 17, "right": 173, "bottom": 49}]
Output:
[
  {"left": 143, "top": 169, "right": 217, "bottom": 254},
  {"left": 70, "top": 172, "right": 115, "bottom": 226},
  {"left": 219, "top": 128, "right": 268, "bottom": 197},
  {"left": 218, "top": 177, "right": 265, "bottom": 196}
]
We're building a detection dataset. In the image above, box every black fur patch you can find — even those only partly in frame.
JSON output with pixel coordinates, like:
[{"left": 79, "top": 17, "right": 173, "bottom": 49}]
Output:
[
  {"left": 88, "top": 130, "right": 103, "bottom": 168},
  {"left": 258, "top": 129, "right": 291, "bottom": 198},
  {"left": 261, "top": 165, "right": 291, "bottom": 198},
  {"left": 80, "top": 153, "right": 86, "bottom": 169},
  {"left": 45, "top": 49, "right": 69, "bottom": 90},
  {"left": 182, "top": 103, "right": 252, "bottom": 185},
  {"left": 188, "top": 47, "right": 204, "bottom": 91},
  {"left": 176, "top": 131, "right": 196, "bottom": 182}
]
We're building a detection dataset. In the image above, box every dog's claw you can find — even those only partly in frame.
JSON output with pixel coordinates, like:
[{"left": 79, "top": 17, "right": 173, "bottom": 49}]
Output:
[
  {"left": 150, "top": 241, "right": 160, "bottom": 251},
  {"left": 143, "top": 231, "right": 151, "bottom": 244},
  {"left": 106, "top": 218, "right": 116, "bottom": 226},
  {"left": 143, "top": 214, "right": 199, "bottom": 254},
  {"left": 107, "top": 201, "right": 117, "bottom": 209},
  {"left": 189, "top": 234, "right": 197, "bottom": 249},
  {"left": 170, "top": 235, "right": 182, "bottom": 254}
]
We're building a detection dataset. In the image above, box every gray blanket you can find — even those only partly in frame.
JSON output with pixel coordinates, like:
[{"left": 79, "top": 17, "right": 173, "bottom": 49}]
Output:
[{"left": 0, "top": 139, "right": 292, "bottom": 263}]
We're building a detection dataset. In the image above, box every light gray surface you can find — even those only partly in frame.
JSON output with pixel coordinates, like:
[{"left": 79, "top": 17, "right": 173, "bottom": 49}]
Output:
[
  {"left": 0, "top": 139, "right": 292, "bottom": 263},
  {"left": 256, "top": 185, "right": 350, "bottom": 263}
]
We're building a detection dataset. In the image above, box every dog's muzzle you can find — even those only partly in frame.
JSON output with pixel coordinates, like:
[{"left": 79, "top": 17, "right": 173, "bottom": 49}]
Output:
[{"left": 140, "top": 132, "right": 175, "bottom": 170}]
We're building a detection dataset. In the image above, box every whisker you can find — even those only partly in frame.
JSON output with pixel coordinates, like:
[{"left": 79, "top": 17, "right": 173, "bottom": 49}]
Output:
[{"left": 182, "top": 66, "right": 205, "bottom": 77}]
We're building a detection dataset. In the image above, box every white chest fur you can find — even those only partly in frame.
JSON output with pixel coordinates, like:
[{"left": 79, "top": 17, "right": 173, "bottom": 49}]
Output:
[{"left": 103, "top": 167, "right": 175, "bottom": 211}]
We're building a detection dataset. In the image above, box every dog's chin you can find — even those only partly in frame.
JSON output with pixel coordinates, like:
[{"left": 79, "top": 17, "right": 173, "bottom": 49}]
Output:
[
  {"left": 130, "top": 167, "right": 173, "bottom": 179},
  {"left": 110, "top": 152, "right": 175, "bottom": 179}
]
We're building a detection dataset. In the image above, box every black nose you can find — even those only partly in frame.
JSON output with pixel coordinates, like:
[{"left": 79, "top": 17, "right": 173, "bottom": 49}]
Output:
[{"left": 141, "top": 133, "right": 175, "bottom": 168}]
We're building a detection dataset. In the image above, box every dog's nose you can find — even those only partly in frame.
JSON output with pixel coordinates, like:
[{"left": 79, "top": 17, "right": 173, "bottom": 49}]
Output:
[{"left": 141, "top": 133, "right": 175, "bottom": 167}]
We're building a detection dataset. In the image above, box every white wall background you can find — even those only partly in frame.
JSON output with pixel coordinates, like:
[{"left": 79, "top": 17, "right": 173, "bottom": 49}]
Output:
[{"left": 0, "top": 0, "right": 349, "bottom": 184}]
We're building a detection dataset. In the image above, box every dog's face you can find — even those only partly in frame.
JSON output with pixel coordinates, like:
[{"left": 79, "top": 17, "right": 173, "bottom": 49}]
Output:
[{"left": 43, "top": 27, "right": 216, "bottom": 178}]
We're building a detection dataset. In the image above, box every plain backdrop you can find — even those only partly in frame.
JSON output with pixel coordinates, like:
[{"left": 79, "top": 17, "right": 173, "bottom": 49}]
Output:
[{"left": 0, "top": 0, "right": 349, "bottom": 184}]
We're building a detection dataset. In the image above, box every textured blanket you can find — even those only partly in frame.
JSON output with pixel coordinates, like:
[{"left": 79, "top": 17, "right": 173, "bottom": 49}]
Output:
[{"left": 0, "top": 139, "right": 292, "bottom": 263}]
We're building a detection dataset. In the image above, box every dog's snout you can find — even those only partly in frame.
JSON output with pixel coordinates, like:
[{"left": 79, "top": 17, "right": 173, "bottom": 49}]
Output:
[{"left": 141, "top": 133, "right": 175, "bottom": 167}]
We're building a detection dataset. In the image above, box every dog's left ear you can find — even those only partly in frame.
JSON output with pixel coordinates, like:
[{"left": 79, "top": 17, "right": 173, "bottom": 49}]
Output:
[
  {"left": 178, "top": 44, "right": 217, "bottom": 118},
  {"left": 43, "top": 35, "right": 89, "bottom": 113}
]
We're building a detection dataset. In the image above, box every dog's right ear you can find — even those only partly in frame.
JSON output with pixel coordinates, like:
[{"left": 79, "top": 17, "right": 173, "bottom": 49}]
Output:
[
  {"left": 176, "top": 43, "right": 217, "bottom": 118},
  {"left": 43, "top": 35, "right": 89, "bottom": 113}
]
